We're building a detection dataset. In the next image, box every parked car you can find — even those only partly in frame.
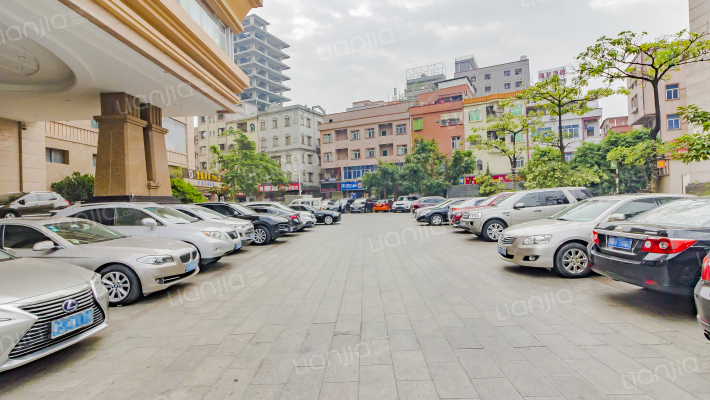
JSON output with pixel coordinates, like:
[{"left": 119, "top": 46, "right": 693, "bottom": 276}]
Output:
[
  {"left": 415, "top": 198, "right": 470, "bottom": 225},
  {"left": 54, "top": 203, "right": 240, "bottom": 264},
  {"left": 245, "top": 202, "right": 316, "bottom": 228},
  {"left": 0, "top": 248, "right": 109, "bottom": 372},
  {"left": 335, "top": 198, "right": 355, "bottom": 213},
  {"left": 197, "top": 202, "right": 290, "bottom": 245},
  {"left": 449, "top": 194, "right": 512, "bottom": 228},
  {"left": 167, "top": 204, "right": 255, "bottom": 245},
  {"left": 460, "top": 187, "right": 592, "bottom": 241},
  {"left": 350, "top": 198, "right": 367, "bottom": 213},
  {"left": 392, "top": 195, "right": 421, "bottom": 213},
  {"left": 449, "top": 197, "right": 488, "bottom": 215},
  {"left": 373, "top": 199, "right": 394, "bottom": 212},
  {"left": 245, "top": 205, "right": 305, "bottom": 232},
  {"left": 290, "top": 204, "right": 342, "bottom": 224},
  {"left": 590, "top": 197, "right": 710, "bottom": 296},
  {"left": 498, "top": 194, "right": 688, "bottom": 278},
  {"left": 322, "top": 200, "right": 338, "bottom": 211},
  {"left": 0, "top": 217, "right": 200, "bottom": 305},
  {"left": 1, "top": 191, "right": 70, "bottom": 218},
  {"left": 411, "top": 197, "right": 446, "bottom": 214},
  {"left": 289, "top": 198, "right": 323, "bottom": 210},
  {"left": 694, "top": 252, "right": 710, "bottom": 340}
]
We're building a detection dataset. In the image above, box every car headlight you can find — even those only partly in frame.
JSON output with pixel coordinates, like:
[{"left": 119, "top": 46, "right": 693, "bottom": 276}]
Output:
[
  {"left": 203, "top": 231, "right": 228, "bottom": 240},
  {"left": 137, "top": 255, "right": 175, "bottom": 264},
  {"left": 522, "top": 235, "right": 552, "bottom": 245},
  {"left": 464, "top": 212, "right": 482, "bottom": 219},
  {"left": 90, "top": 273, "right": 108, "bottom": 304}
]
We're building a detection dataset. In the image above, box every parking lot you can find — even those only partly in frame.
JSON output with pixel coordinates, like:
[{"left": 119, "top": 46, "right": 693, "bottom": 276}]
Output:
[{"left": 1, "top": 212, "right": 709, "bottom": 400}]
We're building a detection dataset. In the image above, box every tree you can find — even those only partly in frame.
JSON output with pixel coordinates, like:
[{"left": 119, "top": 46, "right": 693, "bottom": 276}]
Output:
[
  {"left": 665, "top": 104, "right": 710, "bottom": 163},
  {"left": 171, "top": 178, "right": 205, "bottom": 203},
  {"left": 477, "top": 165, "right": 507, "bottom": 197},
  {"left": 211, "top": 129, "right": 287, "bottom": 197},
  {"left": 363, "top": 161, "right": 401, "bottom": 199},
  {"left": 445, "top": 150, "right": 477, "bottom": 186},
  {"left": 606, "top": 141, "right": 656, "bottom": 190},
  {"left": 51, "top": 172, "right": 94, "bottom": 203},
  {"left": 518, "top": 147, "right": 604, "bottom": 189},
  {"left": 516, "top": 75, "right": 615, "bottom": 162},
  {"left": 576, "top": 30, "right": 710, "bottom": 141}
]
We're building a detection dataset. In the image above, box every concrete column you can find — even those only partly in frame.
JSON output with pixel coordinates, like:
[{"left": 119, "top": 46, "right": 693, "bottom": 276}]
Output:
[{"left": 140, "top": 103, "right": 172, "bottom": 197}]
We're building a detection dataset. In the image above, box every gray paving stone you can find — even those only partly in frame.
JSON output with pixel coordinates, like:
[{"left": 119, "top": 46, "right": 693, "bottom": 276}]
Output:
[
  {"left": 359, "top": 365, "right": 397, "bottom": 400},
  {"left": 320, "top": 382, "right": 358, "bottom": 400},
  {"left": 420, "top": 338, "right": 459, "bottom": 363},
  {"left": 389, "top": 329, "right": 420, "bottom": 351},
  {"left": 429, "top": 362, "right": 479, "bottom": 399},
  {"left": 472, "top": 378, "right": 523, "bottom": 400},
  {"left": 392, "top": 351, "right": 431, "bottom": 381},
  {"left": 252, "top": 353, "right": 299, "bottom": 385},
  {"left": 496, "top": 361, "right": 560, "bottom": 397},
  {"left": 396, "top": 380, "right": 441, "bottom": 400}
]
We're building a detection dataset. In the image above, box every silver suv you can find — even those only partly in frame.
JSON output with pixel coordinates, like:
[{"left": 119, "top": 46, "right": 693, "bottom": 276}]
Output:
[
  {"left": 460, "top": 187, "right": 592, "bottom": 241},
  {"left": 53, "top": 203, "right": 241, "bottom": 265}
]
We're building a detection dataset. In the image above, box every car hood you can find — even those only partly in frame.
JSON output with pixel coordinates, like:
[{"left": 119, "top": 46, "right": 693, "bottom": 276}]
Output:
[
  {"left": 0, "top": 258, "right": 94, "bottom": 305},
  {"left": 79, "top": 237, "right": 192, "bottom": 255},
  {"left": 504, "top": 218, "right": 594, "bottom": 237},
  {"left": 184, "top": 220, "right": 236, "bottom": 233}
]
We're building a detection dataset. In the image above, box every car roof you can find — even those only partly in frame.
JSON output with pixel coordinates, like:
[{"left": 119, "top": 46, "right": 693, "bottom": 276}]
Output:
[
  {"left": 66, "top": 202, "right": 162, "bottom": 208},
  {"left": 0, "top": 216, "right": 89, "bottom": 225},
  {"left": 583, "top": 193, "right": 695, "bottom": 201}
]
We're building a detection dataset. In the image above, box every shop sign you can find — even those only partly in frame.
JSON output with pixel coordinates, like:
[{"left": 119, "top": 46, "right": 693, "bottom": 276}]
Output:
[
  {"left": 258, "top": 183, "right": 301, "bottom": 192},
  {"left": 341, "top": 181, "right": 363, "bottom": 191},
  {"left": 459, "top": 175, "right": 512, "bottom": 184},
  {"left": 537, "top": 67, "right": 567, "bottom": 81},
  {"left": 183, "top": 169, "right": 222, "bottom": 182},
  {"left": 321, "top": 182, "right": 341, "bottom": 192}
]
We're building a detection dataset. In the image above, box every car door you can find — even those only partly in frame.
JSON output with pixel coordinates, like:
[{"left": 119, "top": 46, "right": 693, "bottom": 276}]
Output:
[
  {"left": 1, "top": 223, "right": 72, "bottom": 261},
  {"left": 542, "top": 190, "right": 572, "bottom": 217},
  {"left": 17, "top": 194, "right": 40, "bottom": 215},
  {"left": 511, "top": 192, "right": 545, "bottom": 225},
  {"left": 36, "top": 193, "right": 57, "bottom": 214},
  {"left": 114, "top": 207, "right": 161, "bottom": 237}
]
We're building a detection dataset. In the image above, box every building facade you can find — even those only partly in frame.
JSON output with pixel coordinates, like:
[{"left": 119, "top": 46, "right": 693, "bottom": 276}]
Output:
[
  {"left": 600, "top": 116, "right": 633, "bottom": 136},
  {"left": 404, "top": 64, "right": 447, "bottom": 102},
  {"left": 318, "top": 101, "right": 413, "bottom": 198},
  {"left": 454, "top": 55, "right": 531, "bottom": 96},
  {"left": 195, "top": 102, "right": 259, "bottom": 172},
  {"left": 234, "top": 15, "right": 291, "bottom": 111}
]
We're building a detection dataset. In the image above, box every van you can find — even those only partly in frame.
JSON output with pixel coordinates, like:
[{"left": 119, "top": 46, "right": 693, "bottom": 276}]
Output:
[{"left": 290, "top": 198, "right": 323, "bottom": 210}]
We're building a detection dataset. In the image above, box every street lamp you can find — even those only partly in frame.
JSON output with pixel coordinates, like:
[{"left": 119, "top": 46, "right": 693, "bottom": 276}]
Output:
[{"left": 291, "top": 159, "right": 303, "bottom": 196}]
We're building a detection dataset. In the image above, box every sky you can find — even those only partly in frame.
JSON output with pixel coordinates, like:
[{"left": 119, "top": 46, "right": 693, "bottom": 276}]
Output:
[{"left": 250, "top": 0, "right": 690, "bottom": 119}]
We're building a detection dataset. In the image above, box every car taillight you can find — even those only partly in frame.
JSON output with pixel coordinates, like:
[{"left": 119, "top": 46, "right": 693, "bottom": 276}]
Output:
[
  {"left": 592, "top": 231, "right": 599, "bottom": 245},
  {"left": 64, "top": 199, "right": 70, "bottom": 206},
  {"left": 702, "top": 255, "right": 710, "bottom": 281},
  {"left": 641, "top": 237, "right": 696, "bottom": 254},
  {"left": 289, "top": 215, "right": 298, "bottom": 220}
]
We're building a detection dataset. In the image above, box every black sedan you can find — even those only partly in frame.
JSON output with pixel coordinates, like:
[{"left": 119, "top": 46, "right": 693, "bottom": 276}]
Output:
[
  {"left": 290, "top": 204, "right": 341, "bottom": 225},
  {"left": 198, "top": 202, "right": 290, "bottom": 245},
  {"left": 694, "top": 252, "right": 710, "bottom": 341},
  {"left": 590, "top": 198, "right": 710, "bottom": 296},
  {"left": 416, "top": 198, "right": 469, "bottom": 226}
]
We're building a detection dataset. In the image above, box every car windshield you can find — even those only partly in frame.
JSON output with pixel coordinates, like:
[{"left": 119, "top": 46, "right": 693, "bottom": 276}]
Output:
[
  {"left": 458, "top": 198, "right": 482, "bottom": 208},
  {"left": 232, "top": 203, "right": 256, "bottom": 215},
  {"left": 45, "top": 221, "right": 126, "bottom": 244},
  {"left": 397, "top": 196, "right": 409, "bottom": 201},
  {"left": 0, "top": 193, "right": 24, "bottom": 204},
  {"left": 189, "top": 207, "right": 226, "bottom": 220},
  {"left": 550, "top": 199, "right": 619, "bottom": 222},
  {"left": 0, "top": 249, "right": 15, "bottom": 262},
  {"left": 629, "top": 199, "right": 710, "bottom": 227},
  {"left": 434, "top": 199, "right": 454, "bottom": 208},
  {"left": 146, "top": 207, "right": 197, "bottom": 224},
  {"left": 490, "top": 194, "right": 512, "bottom": 206}
]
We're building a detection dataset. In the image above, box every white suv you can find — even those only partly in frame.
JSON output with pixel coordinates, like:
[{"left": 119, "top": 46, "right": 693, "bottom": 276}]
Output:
[{"left": 392, "top": 196, "right": 420, "bottom": 213}]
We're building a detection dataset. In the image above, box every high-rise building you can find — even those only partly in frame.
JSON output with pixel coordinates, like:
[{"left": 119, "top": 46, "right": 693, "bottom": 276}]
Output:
[
  {"left": 234, "top": 15, "right": 291, "bottom": 111},
  {"left": 455, "top": 55, "right": 531, "bottom": 95}
]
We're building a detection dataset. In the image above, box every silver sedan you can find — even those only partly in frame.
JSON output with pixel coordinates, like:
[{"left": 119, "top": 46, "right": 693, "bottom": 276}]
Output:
[
  {"left": 168, "top": 204, "right": 256, "bottom": 245},
  {"left": 0, "top": 249, "right": 109, "bottom": 372}
]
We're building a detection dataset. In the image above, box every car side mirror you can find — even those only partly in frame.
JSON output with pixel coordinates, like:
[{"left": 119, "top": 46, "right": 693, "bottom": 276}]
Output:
[
  {"left": 33, "top": 241, "right": 58, "bottom": 251},
  {"left": 233, "top": 211, "right": 241, "bottom": 217},
  {"left": 513, "top": 202, "right": 525, "bottom": 210},
  {"left": 141, "top": 218, "right": 158, "bottom": 230},
  {"left": 607, "top": 213, "right": 626, "bottom": 222},
  {"left": 3, "top": 248, "right": 17, "bottom": 257},
  {"left": 18, "top": 199, "right": 26, "bottom": 205}
]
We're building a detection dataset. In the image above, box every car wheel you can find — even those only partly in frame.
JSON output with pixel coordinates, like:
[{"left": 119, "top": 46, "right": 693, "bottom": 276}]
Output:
[
  {"left": 555, "top": 243, "right": 591, "bottom": 278},
  {"left": 253, "top": 225, "right": 272, "bottom": 245},
  {"left": 324, "top": 215, "right": 334, "bottom": 225},
  {"left": 100, "top": 265, "right": 142, "bottom": 306},
  {"left": 430, "top": 214, "right": 444, "bottom": 226},
  {"left": 3, "top": 211, "right": 18, "bottom": 218},
  {"left": 481, "top": 219, "right": 507, "bottom": 242}
]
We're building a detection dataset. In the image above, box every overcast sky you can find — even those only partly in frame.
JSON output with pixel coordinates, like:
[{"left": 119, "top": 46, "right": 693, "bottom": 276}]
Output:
[{"left": 250, "top": 0, "right": 690, "bottom": 119}]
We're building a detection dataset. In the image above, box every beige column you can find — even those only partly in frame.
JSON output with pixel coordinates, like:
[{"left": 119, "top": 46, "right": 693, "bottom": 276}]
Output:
[
  {"left": 140, "top": 104, "right": 172, "bottom": 197},
  {"left": 93, "top": 93, "right": 149, "bottom": 198}
]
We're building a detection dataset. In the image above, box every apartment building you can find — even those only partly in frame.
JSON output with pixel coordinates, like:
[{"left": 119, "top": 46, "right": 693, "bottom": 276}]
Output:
[
  {"left": 257, "top": 105, "right": 325, "bottom": 196},
  {"left": 600, "top": 116, "right": 633, "bottom": 136},
  {"left": 540, "top": 100, "right": 604, "bottom": 160},
  {"left": 454, "top": 55, "right": 531, "bottom": 95},
  {"left": 318, "top": 101, "right": 413, "bottom": 197},
  {"left": 195, "top": 102, "right": 259, "bottom": 172},
  {"left": 404, "top": 63, "right": 447, "bottom": 102},
  {"left": 409, "top": 77, "right": 475, "bottom": 156}
]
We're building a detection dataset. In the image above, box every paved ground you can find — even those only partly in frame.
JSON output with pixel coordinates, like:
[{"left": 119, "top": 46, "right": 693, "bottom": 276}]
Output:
[{"left": 2, "top": 212, "right": 710, "bottom": 399}]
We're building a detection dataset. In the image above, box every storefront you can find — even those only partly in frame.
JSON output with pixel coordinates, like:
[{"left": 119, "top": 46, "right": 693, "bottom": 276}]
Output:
[
  {"left": 182, "top": 169, "right": 225, "bottom": 200},
  {"left": 258, "top": 183, "right": 301, "bottom": 201},
  {"left": 319, "top": 181, "right": 365, "bottom": 200}
]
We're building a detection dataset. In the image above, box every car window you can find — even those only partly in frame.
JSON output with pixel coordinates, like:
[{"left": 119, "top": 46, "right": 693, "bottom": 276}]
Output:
[
  {"left": 38, "top": 193, "right": 58, "bottom": 201},
  {"left": 0, "top": 193, "right": 24, "bottom": 204},
  {"left": 207, "top": 204, "right": 233, "bottom": 215},
  {"left": 176, "top": 209, "right": 201, "bottom": 220},
  {"left": 192, "top": 207, "right": 226, "bottom": 220},
  {"left": 230, "top": 203, "right": 256, "bottom": 215},
  {"left": 658, "top": 197, "right": 685, "bottom": 204},
  {"left": 45, "top": 221, "right": 125, "bottom": 245},
  {"left": 3, "top": 225, "right": 52, "bottom": 249},
  {"left": 629, "top": 199, "right": 710, "bottom": 227},
  {"left": 516, "top": 192, "right": 541, "bottom": 208},
  {"left": 551, "top": 199, "right": 619, "bottom": 222},
  {"left": 116, "top": 208, "right": 154, "bottom": 226},
  {"left": 146, "top": 207, "right": 196, "bottom": 224},
  {"left": 71, "top": 208, "right": 115, "bottom": 226},
  {"left": 543, "top": 191, "right": 570, "bottom": 206},
  {"left": 22, "top": 194, "right": 39, "bottom": 203},
  {"left": 568, "top": 188, "right": 593, "bottom": 201},
  {"left": 613, "top": 198, "right": 659, "bottom": 220}
]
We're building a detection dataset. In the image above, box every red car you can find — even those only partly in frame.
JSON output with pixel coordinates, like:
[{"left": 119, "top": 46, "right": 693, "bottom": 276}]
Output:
[
  {"left": 411, "top": 197, "right": 446, "bottom": 213},
  {"left": 449, "top": 192, "right": 513, "bottom": 228}
]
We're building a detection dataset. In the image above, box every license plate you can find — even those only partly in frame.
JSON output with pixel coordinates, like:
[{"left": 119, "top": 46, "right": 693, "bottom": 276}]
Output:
[
  {"left": 249, "top": 233, "right": 255, "bottom": 241},
  {"left": 234, "top": 241, "right": 242, "bottom": 251},
  {"left": 289, "top": 227, "right": 294, "bottom": 232},
  {"left": 186, "top": 260, "right": 198, "bottom": 272},
  {"left": 51, "top": 309, "right": 93, "bottom": 339},
  {"left": 608, "top": 236, "right": 633, "bottom": 251},
  {"left": 498, "top": 246, "right": 507, "bottom": 256}
]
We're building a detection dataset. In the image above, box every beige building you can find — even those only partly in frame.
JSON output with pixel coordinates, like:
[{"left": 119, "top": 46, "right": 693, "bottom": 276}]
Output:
[
  {"left": 196, "top": 103, "right": 259, "bottom": 172},
  {"left": 0, "top": 0, "right": 261, "bottom": 200}
]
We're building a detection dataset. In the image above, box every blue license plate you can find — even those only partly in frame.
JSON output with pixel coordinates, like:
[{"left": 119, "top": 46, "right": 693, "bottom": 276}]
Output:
[
  {"left": 51, "top": 309, "right": 94, "bottom": 339},
  {"left": 186, "top": 260, "right": 198, "bottom": 273},
  {"left": 498, "top": 246, "right": 507, "bottom": 256},
  {"left": 234, "top": 241, "right": 242, "bottom": 251},
  {"left": 608, "top": 236, "right": 633, "bottom": 251}
]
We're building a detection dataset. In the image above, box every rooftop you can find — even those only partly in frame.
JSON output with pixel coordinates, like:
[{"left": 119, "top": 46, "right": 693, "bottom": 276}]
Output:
[{"left": 463, "top": 90, "right": 525, "bottom": 105}]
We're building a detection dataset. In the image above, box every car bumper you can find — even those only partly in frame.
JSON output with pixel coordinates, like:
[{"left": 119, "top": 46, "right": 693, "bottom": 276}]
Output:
[
  {"left": 134, "top": 251, "right": 201, "bottom": 294},
  {"left": 589, "top": 248, "right": 695, "bottom": 296},
  {"left": 416, "top": 215, "right": 430, "bottom": 223},
  {"left": 196, "top": 237, "right": 233, "bottom": 259},
  {"left": 237, "top": 228, "right": 255, "bottom": 245},
  {"left": 303, "top": 220, "right": 316, "bottom": 227},
  {"left": 460, "top": 219, "right": 483, "bottom": 234},
  {"left": 498, "top": 239, "right": 557, "bottom": 268},
  {"left": 393, "top": 205, "right": 410, "bottom": 212},
  {"left": 695, "top": 280, "right": 710, "bottom": 337}
]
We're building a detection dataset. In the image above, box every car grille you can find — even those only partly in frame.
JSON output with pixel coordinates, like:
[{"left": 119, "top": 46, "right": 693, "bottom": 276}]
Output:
[
  {"left": 179, "top": 250, "right": 199, "bottom": 263},
  {"left": 499, "top": 236, "right": 517, "bottom": 246},
  {"left": 9, "top": 287, "right": 105, "bottom": 359}
]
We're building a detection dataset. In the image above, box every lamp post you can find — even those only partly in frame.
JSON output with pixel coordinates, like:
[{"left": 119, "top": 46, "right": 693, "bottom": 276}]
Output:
[{"left": 292, "top": 159, "right": 303, "bottom": 196}]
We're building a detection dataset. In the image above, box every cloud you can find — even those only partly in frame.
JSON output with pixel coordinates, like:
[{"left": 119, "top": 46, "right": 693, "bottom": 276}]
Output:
[
  {"left": 589, "top": 0, "right": 662, "bottom": 10},
  {"left": 348, "top": 4, "right": 374, "bottom": 18}
]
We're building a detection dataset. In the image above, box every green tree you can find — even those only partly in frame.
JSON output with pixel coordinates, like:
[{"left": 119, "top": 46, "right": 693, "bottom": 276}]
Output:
[
  {"left": 171, "top": 178, "right": 205, "bottom": 203},
  {"left": 51, "top": 172, "right": 94, "bottom": 203},
  {"left": 445, "top": 150, "right": 477, "bottom": 186},
  {"left": 519, "top": 147, "right": 604, "bottom": 189},
  {"left": 665, "top": 104, "right": 710, "bottom": 163},
  {"left": 396, "top": 138, "right": 450, "bottom": 196},
  {"left": 576, "top": 30, "right": 710, "bottom": 142},
  {"left": 477, "top": 165, "right": 507, "bottom": 197},
  {"left": 210, "top": 129, "right": 287, "bottom": 197},
  {"left": 363, "top": 161, "right": 401, "bottom": 199},
  {"left": 516, "top": 75, "right": 615, "bottom": 162}
]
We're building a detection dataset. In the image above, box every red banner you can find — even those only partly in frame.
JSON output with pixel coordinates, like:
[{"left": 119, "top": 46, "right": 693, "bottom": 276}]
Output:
[
  {"left": 462, "top": 175, "right": 513, "bottom": 185},
  {"left": 259, "top": 183, "right": 300, "bottom": 192}
]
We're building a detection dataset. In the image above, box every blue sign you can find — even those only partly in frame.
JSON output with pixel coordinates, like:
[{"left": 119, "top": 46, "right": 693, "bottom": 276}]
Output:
[
  {"left": 458, "top": 177, "right": 465, "bottom": 185},
  {"left": 341, "top": 181, "right": 363, "bottom": 191}
]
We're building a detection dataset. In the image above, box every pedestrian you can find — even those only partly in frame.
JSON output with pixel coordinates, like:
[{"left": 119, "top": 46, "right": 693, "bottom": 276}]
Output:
[{"left": 365, "top": 197, "right": 373, "bottom": 213}]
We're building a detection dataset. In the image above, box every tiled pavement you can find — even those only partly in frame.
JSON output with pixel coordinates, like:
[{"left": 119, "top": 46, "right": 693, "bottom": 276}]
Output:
[{"left": 2, "top": 212, "right": 710, "bottom": 399}]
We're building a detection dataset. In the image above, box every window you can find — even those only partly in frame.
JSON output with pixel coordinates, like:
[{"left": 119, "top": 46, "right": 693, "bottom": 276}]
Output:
[
  {"left": 286, "top": 172, "right": 292, "bottom": 181},
  {"left": 381, "top": 130, "right": 387, "bottom": 137},
  {"left": 413, "top": 118, "right": 424, "bottom": 131},
  {"left": 565, "top": 152, "right": 574, "bottom": 162},
  {"left": 614, "top": 198, "right": 658, "bottom": 220},
  {"left": 91, "top": 119, "right": 99, "bottom": 129},
  {"left": 668, "top": 114, "right": 680, "bottom": 130},
  {"left": 218, "top": 128, "right": 224, "bottom": 135},
  {"left": 307, "top": 118, "right": 312, "bottom": 128},
  {"left": 307, "top": 136, "right": 312, "bottom": 146},
  {"left": 200, "top": 116, "right": 206, "bottom": 124},
  {"left": 200, "top": 131, "right": 206, "bottom": 139},
  {"left": 515, "top": 81, "right": 523, "bottom": 88},
  {"left": 451, "top": 136, "right": 462, "bottom": 149},
  {"left": 300, "top": 115, "right": 304, "bottom": 125},
  {"left": 201, "top": 162, "right": 207, "bottom": 169},
  {"left": 469, "top": 110, "right": 482, "bottom": 122},
  {"left": 45, "top": 148, "right": 68, "bottom": 164},
  {"left": 285, "top": 117, "right": 291, "bottom": 127},
  {"left": 569, "top": 188, "right": 593, "bottom": 201},
  {"left": 504, "top": 82, "right": 511, "bottom": 90},
  {"left": 441, "top": 112, "right": 462, "bottom": 127},
  {"left": 504, "top": 70, "right": 511, "bottom": 77},
  {"left": 250, "top": 123, "right": 256, "bottom": 132},
  {"left": 352, "top": 149, "right": 361, "bottom": 159},
  {"left": 271, "top": 119, "right": 278, "bottom": 129},
  {"left": 397, "top": 145, "right": 407, "bottom": 155},
  {"left": 543, "top": 191, "right": 570, "bottom": 206},
  {"left": 396, "top": 124, "right": 407, "bottom": 135},
  {"left": 515, "top": 68, "right": 522, "bottom": 75},
  {"left": 324, "top": 152, "right": 333, "bottom": 162},
  {"left": 116, "top": 208, "right": 153, "bottom": 226},
  {"left": 343, "top": 165, "right": 376, "bottom": 180},
  {"left": 272, "top": 156, "right": 281, "bottom": 165},
  {"left": 666, "top": 84, "right": 679, "bottom": 100},
  {"left": 308, "top": 172, "right": 313, "bottom": 182},
  {"left": 510, "top": 104, "right": 523, "bottom": 116},
  {"left": 362, "top": 128, "right": 374, "bottom": 138},
  {"left": 260, "top": 120, "right": 266, "bottom": 130},
  {"left": 273, "top": 137, "right": 278, "bottom": 146},
  {"left": 631, "top": 95, "right": 639, "bottom": 111},
  {"left": 586, "top": 126, "right": 595, "bottom": 137},
  {"left": 366, "top": 148, "right": 375, "bottom": 158},
  {"left": 219, "top": 144, "right": 226, "bottom": 151},
  {"left": 285, "top": 135, "right": 291, "bottom": 145},
  {"left": 93, "top": 154, "right": 97, "bottom": 167},
  {"left": 3, "top": 225, "right": 51, "bottom": 249},
  {"left": 323, "top": 134, "right": 331, "bottom": 143},
  {"left": 351, "top": 130, "right": 360, "bottom": 140},
  {"left": 516, "top": 192, "right": 541, "bottom": 208},
  {"left": 509, "top": 133, "right": 524, "bottom": 142},
  {"left": 308, "top": 154, "right": 313, "bottom": 164},
  {"left": 286, "top": 154, "right": 292, "bottom": 163},
  {"left": 487, "top": 131, "right": 498, "bottom": 141},
  {"left": 515, "top": 158, "right": 525, "bottom": 168},
  {"left": 485, "top": 73, "right": 491, "bottom": 80},
  {"left": 301, "top": 153, "right": 305, "bottom": 163},
  {"left": 260, "top": 138, "right": 266, "bottom": 148},
  {"left": 562, "top": 124, "right": 580, "bottom": 138},
  {"left": 301, "top": 134, "right": 305, "bottom": 144},
  {"left": 485, "top": 86, "right": 491, "bottom": 93},
  {"left": 70, "top": 208, "right": 115, "bottom": 226},
  {"left": 382, "top": 149, "right": 388, "bottom": 157}
]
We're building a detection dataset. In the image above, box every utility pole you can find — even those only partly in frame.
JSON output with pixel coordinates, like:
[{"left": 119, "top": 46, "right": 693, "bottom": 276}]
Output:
[{"left": 615, "top": 160, "right": 620, "bottom": 195}]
